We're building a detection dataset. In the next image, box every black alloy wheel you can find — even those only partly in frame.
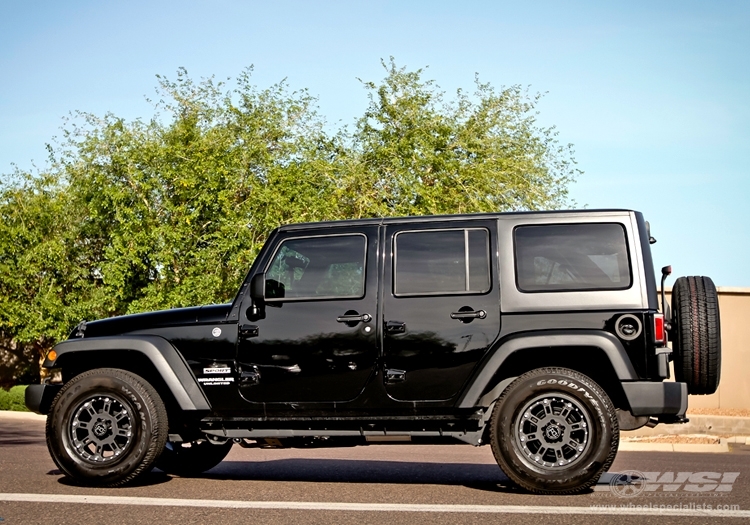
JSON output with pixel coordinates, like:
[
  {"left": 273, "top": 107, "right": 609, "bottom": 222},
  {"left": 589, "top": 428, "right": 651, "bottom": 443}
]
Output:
[
  {"left": 490, "top": 367, "right": 619, "bottom": 494},
  {"left": 46, "top": 368, "right": 168, "bottom": 487}
]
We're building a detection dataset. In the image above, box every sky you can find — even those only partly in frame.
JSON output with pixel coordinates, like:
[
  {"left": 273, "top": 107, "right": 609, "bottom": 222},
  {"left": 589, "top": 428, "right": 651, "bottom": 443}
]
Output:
[{"left": 1, "top": 0, "right": 748, "bottom": 286}]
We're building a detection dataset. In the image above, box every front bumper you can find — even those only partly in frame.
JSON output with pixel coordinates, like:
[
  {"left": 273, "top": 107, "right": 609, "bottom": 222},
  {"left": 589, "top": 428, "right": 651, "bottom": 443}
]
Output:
[
  {"left": 25, "top": 383, "right": 62, "bottom": 415},
  {"left": 622, "top": 381, "right": 688, "bottom": 418}
]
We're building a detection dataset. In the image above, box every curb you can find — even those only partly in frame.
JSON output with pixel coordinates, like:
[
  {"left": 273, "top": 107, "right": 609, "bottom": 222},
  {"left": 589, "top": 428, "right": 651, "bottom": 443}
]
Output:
[
  {"left": 624, "top": 414, "right": 750, "bottom": 437},
  {"left": 0, "top": 410, "right": 46, "bottom": 421},
  {"left": 618, "top": 439, "right": 730, "bottom": 453}
]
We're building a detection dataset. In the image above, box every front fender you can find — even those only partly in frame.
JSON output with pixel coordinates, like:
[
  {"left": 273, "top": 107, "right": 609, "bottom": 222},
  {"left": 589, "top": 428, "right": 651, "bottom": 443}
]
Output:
[
  {"left": 45, "top": 335, "right": 211, "bottom": 412},
  {"left": 457, "top": 331, "right": 638, "bottom": 408}
]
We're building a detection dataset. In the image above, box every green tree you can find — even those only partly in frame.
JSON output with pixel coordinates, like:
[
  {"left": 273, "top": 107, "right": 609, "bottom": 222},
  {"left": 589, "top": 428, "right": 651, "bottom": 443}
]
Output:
[
  {"left": 0, "top": 60, "right": 579, "bottom": 384},
  {"left": 344, "top": 58, "right": 578, "bottom": 217}
]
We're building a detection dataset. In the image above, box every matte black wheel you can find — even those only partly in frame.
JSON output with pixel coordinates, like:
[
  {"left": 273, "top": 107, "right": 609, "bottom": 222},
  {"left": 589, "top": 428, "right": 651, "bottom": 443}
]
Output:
[
  {"left": 46, "top": 368, "right": 168, "bottom": 487},
  {"left": 671, "top": 276, "right": 721, "bottom": 395},
  {"left": 156, "top": 439, "right": 233, "bottom": 476},
  {"left": 490, "top": 368, "right": 619, "bottom": 495}
]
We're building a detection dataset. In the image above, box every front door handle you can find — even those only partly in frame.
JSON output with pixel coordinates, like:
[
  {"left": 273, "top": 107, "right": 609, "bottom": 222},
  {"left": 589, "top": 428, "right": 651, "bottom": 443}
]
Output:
[{"left": 385, "top": 320, "right": 406, "bottom": 333}]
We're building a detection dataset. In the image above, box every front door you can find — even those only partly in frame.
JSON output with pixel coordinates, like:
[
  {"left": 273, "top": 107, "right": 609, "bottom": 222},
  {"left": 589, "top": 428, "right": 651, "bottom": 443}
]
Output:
[
  {"left": 236, "top": 227, "right": 379, "bottom": 405},
  {"left": 382, "top": 220, "right": 501, "bottom": 402}
]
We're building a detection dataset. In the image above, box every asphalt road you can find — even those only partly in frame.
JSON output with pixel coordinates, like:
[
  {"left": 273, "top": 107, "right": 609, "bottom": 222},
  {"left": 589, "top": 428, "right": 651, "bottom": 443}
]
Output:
[{"left": 1, "top": 415, "right": 749, "bottom": 524}]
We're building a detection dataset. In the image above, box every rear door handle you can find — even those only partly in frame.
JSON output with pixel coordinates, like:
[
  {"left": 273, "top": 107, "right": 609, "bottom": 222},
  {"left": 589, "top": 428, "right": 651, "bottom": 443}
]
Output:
[
  {"left": 450, "top": 310, "right": 486, "bottom": 320},
  {"left": 337, "top": 313, "right": 372, "bottom": 323},
  {"left": 385, "top": 320, "right": 406, "bottom": 333}
]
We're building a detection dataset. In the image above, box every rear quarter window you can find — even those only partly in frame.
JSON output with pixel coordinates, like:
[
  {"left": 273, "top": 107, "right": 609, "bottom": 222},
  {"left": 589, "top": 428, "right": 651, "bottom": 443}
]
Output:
[{"left": 514, "top": 223, "right": 632, "bottom": 292}]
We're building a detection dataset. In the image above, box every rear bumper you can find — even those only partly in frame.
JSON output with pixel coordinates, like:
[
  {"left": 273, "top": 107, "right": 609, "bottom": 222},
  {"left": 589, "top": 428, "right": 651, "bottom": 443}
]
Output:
[
  {"left": 25, "top": 384, "right": 62, "bottom": 415},
  {"left": 622, "top": 381, "right": 688, "bottom": 418}
]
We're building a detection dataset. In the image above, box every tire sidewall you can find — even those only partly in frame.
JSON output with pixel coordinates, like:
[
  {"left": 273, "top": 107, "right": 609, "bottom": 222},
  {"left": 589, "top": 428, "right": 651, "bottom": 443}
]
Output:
[
  {"left": 47, "top": 372, "right": 159, "bottom": 485},
  {"left": 492, "top": 369, "right": 617, "bottom": 493}
]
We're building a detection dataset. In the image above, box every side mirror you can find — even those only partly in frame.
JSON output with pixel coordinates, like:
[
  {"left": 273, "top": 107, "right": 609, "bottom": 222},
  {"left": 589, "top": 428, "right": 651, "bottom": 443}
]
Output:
[{"left": 250, "top": 273, "right": 265, "bottom": 300}]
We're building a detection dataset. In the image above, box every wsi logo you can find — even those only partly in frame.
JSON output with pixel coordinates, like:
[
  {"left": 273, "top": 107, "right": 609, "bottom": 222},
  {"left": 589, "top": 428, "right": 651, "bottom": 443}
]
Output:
[{"left": 598, "top": 471, "right": 740, "bottom": 497}]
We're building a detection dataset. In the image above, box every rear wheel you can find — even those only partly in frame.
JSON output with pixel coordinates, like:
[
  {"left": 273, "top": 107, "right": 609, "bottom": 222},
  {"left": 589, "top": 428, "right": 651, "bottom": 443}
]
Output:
[
  {"left": 46, "top": 368, "right": 168, "bottom": 487},
  {"left": 490, "top": 368, "right": 619, "bottom": 495},
  {"left": 156, "top": 438, "right": 233, "bottom": 476},
  {"left": 671, "top": 276, "right": 721, "bottom": 395}
]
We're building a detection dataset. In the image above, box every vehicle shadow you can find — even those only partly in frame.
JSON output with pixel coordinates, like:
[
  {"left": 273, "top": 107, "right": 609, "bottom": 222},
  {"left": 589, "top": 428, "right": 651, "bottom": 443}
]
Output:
[
  {"left": 56, "top": 470, "right": 173, "bottom": 488},
  {"left": 0, "top": 423, "right": 45, "bottom": 446},
  {"left": 204, "top": 458, "right": 522, "bottom": 493}
]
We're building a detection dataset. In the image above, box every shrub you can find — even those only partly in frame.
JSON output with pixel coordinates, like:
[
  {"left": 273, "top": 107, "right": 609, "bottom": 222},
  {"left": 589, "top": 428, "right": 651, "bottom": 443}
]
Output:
[{"left": 0, "top": 385, "right": 28, "bottom": 411}]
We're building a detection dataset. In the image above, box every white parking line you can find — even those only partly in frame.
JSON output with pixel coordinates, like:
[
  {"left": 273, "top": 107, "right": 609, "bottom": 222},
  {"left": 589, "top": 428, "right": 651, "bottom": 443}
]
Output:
[{"left": 0, "top": 493, "right": 747, "bottom": 518}]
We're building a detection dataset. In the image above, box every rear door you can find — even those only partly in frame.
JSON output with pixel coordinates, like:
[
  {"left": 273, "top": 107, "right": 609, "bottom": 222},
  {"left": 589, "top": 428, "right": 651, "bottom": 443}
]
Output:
[{"left": 382, "top": 220, "right": 501, "bottom": 402}]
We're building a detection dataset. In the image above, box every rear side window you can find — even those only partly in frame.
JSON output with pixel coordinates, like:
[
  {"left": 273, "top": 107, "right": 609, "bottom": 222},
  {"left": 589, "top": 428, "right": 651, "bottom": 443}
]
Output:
[
  {"left": 394, "top": 229, "right": 490, "bottom": 296},
  {"left": 514, "top": 223, "right": 631, "bottom": 292}
]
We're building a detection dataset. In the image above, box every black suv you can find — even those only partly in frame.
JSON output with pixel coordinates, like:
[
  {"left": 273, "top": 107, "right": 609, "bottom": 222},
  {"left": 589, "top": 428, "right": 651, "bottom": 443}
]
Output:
[{"left": 26, "top": 209, "right": 721, "bottom": 494}]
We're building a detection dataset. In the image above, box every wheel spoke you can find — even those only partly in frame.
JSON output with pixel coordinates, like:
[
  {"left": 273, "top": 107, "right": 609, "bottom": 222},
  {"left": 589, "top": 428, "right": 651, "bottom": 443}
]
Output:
[
  {"left": 70, "top": 394, "right": 134, "bottom": 464},
  {"left": 516, "top": 393, "right": 591, "bottom": 472}
]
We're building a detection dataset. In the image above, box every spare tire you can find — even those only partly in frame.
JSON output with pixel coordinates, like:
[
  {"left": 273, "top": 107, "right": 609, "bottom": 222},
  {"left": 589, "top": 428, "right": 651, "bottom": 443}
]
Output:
[{"left": 671, "top": 276, "right": 721, "bottom": 395}]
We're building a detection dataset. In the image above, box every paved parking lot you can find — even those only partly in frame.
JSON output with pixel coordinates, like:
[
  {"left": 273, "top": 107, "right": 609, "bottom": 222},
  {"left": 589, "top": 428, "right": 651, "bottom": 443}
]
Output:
[{"left": 1, "top": 413, "right": 749, "bottom": 524}]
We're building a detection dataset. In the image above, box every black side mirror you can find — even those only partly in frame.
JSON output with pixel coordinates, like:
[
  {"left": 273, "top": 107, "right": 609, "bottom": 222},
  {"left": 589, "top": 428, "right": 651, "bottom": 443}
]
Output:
[{"left": 250, "top": 273, "right": 265, "bottom": 300}]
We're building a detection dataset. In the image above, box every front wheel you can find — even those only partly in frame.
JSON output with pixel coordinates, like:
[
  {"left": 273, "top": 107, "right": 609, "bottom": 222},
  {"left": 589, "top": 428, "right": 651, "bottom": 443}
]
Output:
[
  {"left": 46, "top": 368, "right": 169, "bottom": 487},
  {"left": 490, "top": 367, "right": 619, "bottom": 494}
]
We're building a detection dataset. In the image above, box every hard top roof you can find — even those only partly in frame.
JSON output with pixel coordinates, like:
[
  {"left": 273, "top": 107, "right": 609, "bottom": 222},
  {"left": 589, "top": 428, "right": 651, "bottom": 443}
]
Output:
[{"left": 277, "top": 209, "right": 636, "bottom": 232}]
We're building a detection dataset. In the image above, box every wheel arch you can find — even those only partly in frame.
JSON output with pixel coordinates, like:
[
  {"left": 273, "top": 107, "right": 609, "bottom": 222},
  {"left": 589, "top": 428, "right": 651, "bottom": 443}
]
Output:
[
  {"left": 458, "top": 331, "right": 638, "bottom": 410},
  {"left": 46, "top": 336, "right": 210, "bottom": 414}
]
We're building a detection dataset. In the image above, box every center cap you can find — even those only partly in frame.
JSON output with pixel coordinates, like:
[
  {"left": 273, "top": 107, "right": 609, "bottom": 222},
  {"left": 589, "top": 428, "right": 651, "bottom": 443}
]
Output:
[
  {"left": 542, "top": 420, "right": 564, "bottom": 442},
  {"left": 93, "top": 421, "right": 109, "bottom": 438}
]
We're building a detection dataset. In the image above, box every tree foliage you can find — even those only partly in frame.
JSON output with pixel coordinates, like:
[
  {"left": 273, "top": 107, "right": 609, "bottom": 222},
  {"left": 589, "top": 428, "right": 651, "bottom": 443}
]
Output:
[{"left": 0, "top": 60, "right": 579, "bottom": 384}]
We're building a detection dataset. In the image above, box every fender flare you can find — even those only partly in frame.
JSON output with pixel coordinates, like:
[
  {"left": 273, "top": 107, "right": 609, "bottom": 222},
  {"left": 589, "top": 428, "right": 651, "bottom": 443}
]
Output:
[
  {"left": 45, "top": 335, "right": 211, "bottom": 412},
  {"left": 457, "top": 331, "right": 638, "bottom": 408}
]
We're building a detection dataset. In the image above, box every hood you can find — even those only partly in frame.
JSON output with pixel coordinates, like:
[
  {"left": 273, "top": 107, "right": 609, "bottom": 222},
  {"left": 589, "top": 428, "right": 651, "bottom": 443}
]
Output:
[{"left": 73, "top": 303, "right": 232, "bottom": 339}]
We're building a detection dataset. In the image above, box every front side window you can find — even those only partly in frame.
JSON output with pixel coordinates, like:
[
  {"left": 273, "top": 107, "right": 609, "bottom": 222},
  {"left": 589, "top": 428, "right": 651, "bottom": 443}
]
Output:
[
  {"left": 514, "top": 223, "right": 631, "bottom": 292},
  {"left": 265, "top": 235, "right": 366, "bottom": 300},
  {"left": 394, "top": 229, "right": 490, "bottom": 296}
]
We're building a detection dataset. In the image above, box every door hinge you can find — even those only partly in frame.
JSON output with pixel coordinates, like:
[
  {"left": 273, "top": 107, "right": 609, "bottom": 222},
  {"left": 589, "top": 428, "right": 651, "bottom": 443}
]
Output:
[
  {"left": 239, "top": 324, "right": 259, "bottom": 338},
  {"left": 385, "top": 369, "right": 406, "bottom": 383}
]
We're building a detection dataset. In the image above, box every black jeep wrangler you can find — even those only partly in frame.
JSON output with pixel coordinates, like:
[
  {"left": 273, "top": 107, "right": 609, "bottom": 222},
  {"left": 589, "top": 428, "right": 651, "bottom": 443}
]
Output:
[{"left": 26, "top": 209, "right": 721, "bottom": 494}]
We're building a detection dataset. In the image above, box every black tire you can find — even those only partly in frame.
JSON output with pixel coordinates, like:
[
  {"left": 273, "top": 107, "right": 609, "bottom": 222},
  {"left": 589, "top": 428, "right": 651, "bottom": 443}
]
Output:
[
  {"left": 490, "top": 368, "right": 619, "bottom": 495},
  {"left": 156, "top": 439, "right": 233, "bottom": 476},
  {"left": 46, "top": 368, "right": 169, "bottom": 487},
  {"left": 671, "top": 276, "right": 721, "bottom": 395}
]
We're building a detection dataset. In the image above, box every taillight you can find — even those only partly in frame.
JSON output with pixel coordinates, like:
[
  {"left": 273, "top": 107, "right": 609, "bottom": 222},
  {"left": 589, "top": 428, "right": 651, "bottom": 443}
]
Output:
[{"left": 653, "top": 313, "right": 665, "bottom": 344}]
